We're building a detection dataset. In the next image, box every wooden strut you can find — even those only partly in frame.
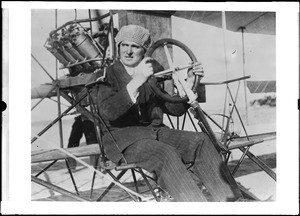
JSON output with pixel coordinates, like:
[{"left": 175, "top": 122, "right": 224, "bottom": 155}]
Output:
[{"left": 31, "top": 134, "right": 96, "bottom": 200}]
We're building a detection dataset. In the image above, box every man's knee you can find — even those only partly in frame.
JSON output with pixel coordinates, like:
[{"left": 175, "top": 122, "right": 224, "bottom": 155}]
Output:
[
  {"left": 193, "top": 132, "right": 213, "bottom": 147},
  {"left": 157, "top": 143, "right": 180, "bottom": 159},
  {"left": 196, "top": 131, "right": 210, "bottom": 140}
]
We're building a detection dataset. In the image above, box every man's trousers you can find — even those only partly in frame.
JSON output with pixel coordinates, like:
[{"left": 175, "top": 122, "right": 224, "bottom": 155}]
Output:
[{"left": 123, "top": 127, "right": 242, "bottom": 202}]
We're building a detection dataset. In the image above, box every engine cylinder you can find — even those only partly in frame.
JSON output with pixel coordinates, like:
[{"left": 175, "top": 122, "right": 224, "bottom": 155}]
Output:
[
  {"left": 60, "top": 48, "right": 83, "bottom": 70},
  {"left": 72, "top": 32, "right": 102, "bottom": 66},
  {"left": 64, "top": 42, "right": 91, "bottom": 69},
  {"left": 48, "top": 48, "right": 69, "bottom": 66}
]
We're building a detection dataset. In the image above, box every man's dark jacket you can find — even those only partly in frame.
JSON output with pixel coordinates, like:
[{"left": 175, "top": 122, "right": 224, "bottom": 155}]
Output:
[{"left": 92, "top": 60, "right": 189, "bottom": 163}]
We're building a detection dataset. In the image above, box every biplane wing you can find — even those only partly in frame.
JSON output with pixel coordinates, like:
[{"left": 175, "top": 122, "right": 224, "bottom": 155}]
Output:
[
  {"left": 124, "top": 10, "right": 275, "bottom": 35},
  {"left": 172, "top": 11, "right": 275, "bottom": 35}
]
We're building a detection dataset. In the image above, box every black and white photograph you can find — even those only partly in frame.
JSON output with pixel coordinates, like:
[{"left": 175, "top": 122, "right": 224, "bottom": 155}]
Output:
[{"left": 1, "top": 1, "right": 299, "bottom": 215}]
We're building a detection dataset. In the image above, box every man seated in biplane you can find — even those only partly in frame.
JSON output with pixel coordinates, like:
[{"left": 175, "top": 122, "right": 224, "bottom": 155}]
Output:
[{"left": 94, "top": 24, "right": 244, "bottom": 202}]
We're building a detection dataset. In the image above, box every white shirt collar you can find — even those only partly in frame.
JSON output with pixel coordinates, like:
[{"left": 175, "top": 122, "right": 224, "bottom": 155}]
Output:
[{"left": 120, "top": 60, "right": 136, "bottom": 77}]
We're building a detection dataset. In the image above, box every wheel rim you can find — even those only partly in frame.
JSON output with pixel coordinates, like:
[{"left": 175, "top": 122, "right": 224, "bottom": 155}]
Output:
[{"left": 146, "top": 38, "right": 200, "bottom": 103}]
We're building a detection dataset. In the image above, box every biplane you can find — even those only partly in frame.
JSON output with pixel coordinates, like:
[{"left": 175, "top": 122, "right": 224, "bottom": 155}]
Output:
[{"left": 31, "top": 9, "right": 276, "bottom": 202}]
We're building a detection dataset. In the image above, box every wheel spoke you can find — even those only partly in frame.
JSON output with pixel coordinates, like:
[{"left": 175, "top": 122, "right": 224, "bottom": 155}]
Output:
[{"left": 163, "top": 43, "right": 175, "bottom": 70}]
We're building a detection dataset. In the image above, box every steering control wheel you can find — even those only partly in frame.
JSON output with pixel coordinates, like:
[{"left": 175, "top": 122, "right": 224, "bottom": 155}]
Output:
[{"left": 146, "top": 38, "right": 201, "bottom": 103}]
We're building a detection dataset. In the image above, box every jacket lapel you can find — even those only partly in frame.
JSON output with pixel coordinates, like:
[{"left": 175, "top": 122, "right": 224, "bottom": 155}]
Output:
[{"left": 111, "top": 60, "right": 132, "bottom": 89}]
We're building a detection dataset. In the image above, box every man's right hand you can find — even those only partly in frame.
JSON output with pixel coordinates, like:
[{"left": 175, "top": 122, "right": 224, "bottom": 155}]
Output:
[
  {"left": 132, "top": 57, "right": 154, "bottom": 86},
  {"left": 127, "top": 57, "right": 154, "bottom": 103}
]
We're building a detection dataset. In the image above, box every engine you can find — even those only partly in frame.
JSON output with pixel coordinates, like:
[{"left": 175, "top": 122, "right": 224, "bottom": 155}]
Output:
[{"left": 45, "top": 23, "right": 109, "bottom": 77}]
